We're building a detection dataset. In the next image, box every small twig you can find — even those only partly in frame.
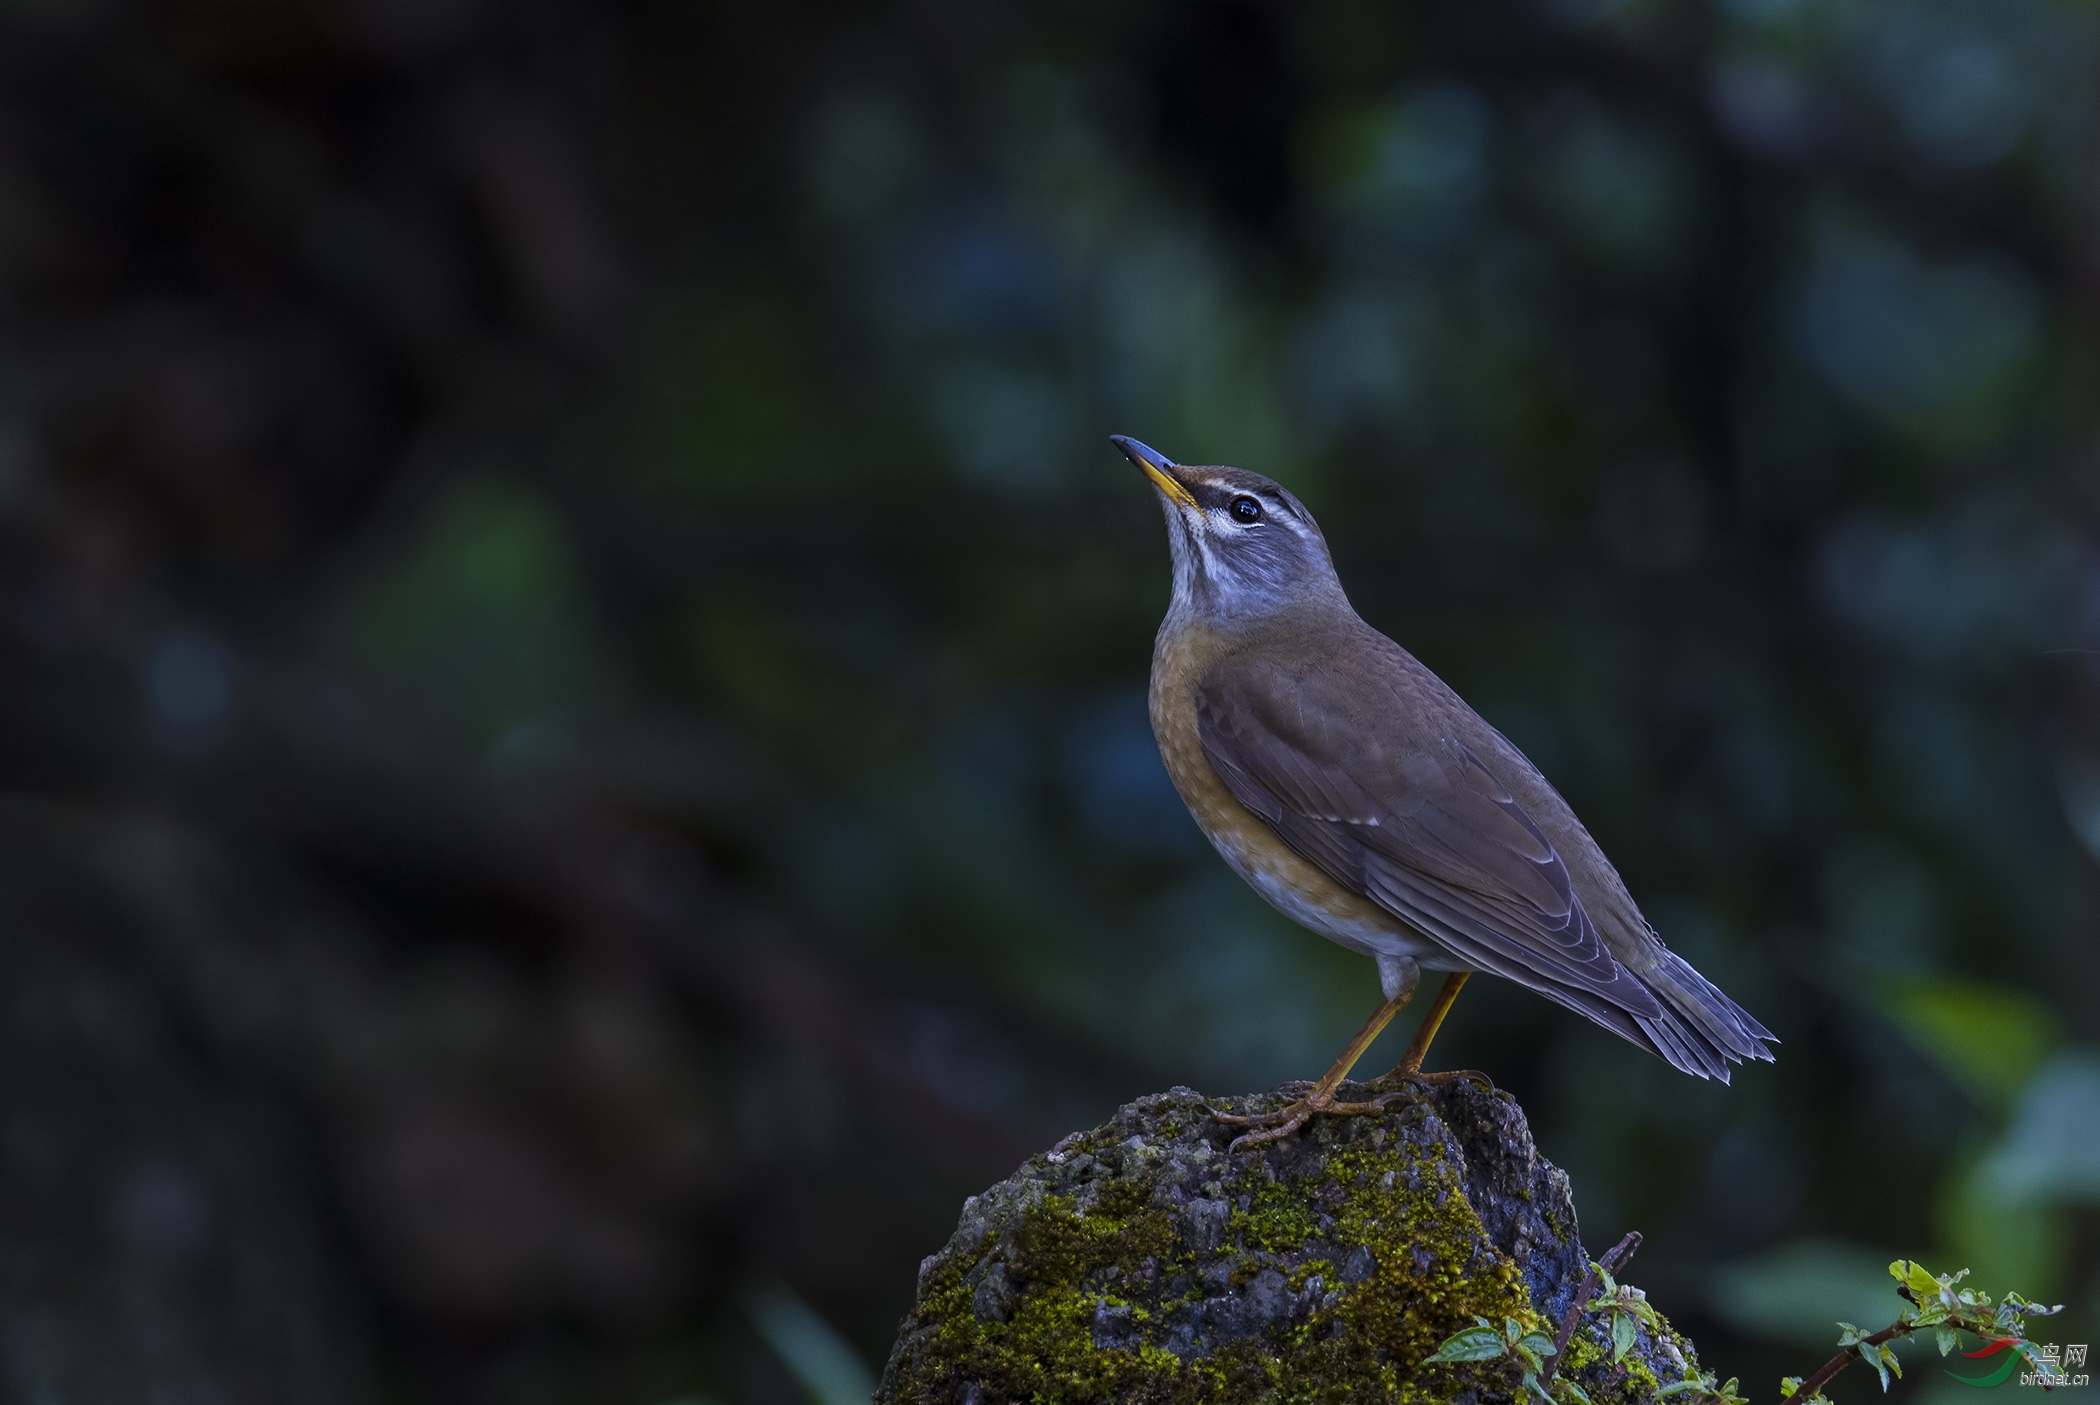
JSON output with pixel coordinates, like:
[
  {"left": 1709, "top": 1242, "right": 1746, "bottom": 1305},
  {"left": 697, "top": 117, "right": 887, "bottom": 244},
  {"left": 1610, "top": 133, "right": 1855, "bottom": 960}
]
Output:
[
  {"left": 1786, "top": 1287, "right": 1926, "bottom": 1402},
  {"left": 1543, "top": 1230, "right": 1643, "bottom": 1384},
  {"left": 1789, "top": 1323, "right": 1910, "bottom": 1402}
]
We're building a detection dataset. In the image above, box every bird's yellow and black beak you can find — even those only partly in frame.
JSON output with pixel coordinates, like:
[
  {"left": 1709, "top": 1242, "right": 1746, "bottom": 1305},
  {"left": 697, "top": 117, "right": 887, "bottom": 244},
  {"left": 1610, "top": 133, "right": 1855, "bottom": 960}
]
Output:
[{"left": 1112, "top": 435, "right": 1198, "bottom": 509}]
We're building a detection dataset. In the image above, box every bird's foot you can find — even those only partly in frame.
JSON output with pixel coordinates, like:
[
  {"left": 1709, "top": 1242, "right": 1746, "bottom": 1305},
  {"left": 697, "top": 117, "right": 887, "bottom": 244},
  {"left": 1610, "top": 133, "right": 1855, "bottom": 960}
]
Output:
[
  {"left": 1365, "top": 1066, "right": 1497, "bottom": 1095},
  {"left": 1206, "top": 1088, "right": 1409, "bottom": 1152}
]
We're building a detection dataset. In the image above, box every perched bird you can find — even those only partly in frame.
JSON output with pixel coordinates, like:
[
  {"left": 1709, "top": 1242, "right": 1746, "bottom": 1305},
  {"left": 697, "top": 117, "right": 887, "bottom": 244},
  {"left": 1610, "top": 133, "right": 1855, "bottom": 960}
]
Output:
[{"left": 1115, "top": 435, "right": 1775, "bottom": 1149}]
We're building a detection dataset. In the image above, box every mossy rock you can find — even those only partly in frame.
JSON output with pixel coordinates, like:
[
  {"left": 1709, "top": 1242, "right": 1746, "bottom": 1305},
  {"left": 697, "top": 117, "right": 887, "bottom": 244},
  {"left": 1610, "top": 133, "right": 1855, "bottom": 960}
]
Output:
[{"left": 878, "top": 1079, "right": 1706, "bottom": 1405}]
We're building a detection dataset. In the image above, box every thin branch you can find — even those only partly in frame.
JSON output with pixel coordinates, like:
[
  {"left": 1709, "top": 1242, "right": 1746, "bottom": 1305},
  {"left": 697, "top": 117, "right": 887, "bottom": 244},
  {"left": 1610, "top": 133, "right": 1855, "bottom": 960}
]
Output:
[
  {"left": 1544, "top": 1230, "right": 1644, "bottom": 1384},
  {"left": 1788, "top": 1288, "right": 1932, "bottom": 1403},
  {"left": 1790, "top": 1322, "right": 1910, "bottom": 1402}
]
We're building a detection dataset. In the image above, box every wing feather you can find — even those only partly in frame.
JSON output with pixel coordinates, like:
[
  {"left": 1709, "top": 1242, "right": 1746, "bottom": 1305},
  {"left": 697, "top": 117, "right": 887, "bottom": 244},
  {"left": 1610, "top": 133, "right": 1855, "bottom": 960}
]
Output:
[
  {"left": 1192, "top": 640, "right": 1775, "bottom": 1077},
  {"left": 1195, "top": 651, "right": 1667, "bottom": 1029}
]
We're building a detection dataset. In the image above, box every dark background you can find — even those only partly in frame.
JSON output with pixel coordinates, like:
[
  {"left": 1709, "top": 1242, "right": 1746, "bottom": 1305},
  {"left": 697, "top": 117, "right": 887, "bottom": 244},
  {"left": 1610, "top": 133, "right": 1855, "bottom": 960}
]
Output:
[{"left": 0, "top": 0, "right": 2095, "bottom": 1401}]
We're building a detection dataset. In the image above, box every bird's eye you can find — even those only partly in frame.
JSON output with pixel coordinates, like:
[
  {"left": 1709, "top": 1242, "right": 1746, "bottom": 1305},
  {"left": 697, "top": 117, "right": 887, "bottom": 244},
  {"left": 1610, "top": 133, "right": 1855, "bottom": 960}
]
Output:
[{"left": 1229, "top": 496, "right": 1263, "bottom": 524}]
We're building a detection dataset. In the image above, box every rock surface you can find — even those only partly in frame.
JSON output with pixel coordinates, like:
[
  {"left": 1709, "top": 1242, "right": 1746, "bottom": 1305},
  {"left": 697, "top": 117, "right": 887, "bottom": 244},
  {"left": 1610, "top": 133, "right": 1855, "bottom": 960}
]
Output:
[{"left": 879, "top": 1079, "right": 1708, "bottom": 1404}]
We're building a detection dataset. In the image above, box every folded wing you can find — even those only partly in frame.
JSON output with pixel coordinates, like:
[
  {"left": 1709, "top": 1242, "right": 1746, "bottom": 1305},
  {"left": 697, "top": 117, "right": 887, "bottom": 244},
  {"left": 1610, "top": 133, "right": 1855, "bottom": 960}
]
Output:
[{"left": 1196, "top": 647, "right": 1767, "bottom": 1079}]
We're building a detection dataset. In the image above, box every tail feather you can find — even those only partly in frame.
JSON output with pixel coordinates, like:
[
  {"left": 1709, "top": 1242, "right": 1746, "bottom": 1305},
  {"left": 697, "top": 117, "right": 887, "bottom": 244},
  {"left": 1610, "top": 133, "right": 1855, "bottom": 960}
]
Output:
[
  {"left": 1653, "top": 951, "right": 1777, "bottom": 1060},
  {"left": 1636, "top": 1005, "right": 1731, "bottom": 1081},
  {"left": 1461, "top": 950, "right": 1743, "bottom": 1081},
  {"left": 1514, "top": 943, "right": 1776, "bottom": 1082},
  {"left": 1621, "top": 951, "right": 1777, "bottom": 1080},
  {"left": 1378, "top": 899, "right": 1778, "bottom": 1081}
]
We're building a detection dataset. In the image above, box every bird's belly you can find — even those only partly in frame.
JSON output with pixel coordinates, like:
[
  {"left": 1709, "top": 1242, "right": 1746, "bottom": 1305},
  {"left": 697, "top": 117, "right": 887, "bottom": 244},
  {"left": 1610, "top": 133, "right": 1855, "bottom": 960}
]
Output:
[
  {"left": 1150, "top": 627, "right": 1447, "bottom": 967},
  {"left": 1221, "top": 834, "right": 1443, "bottom": 963}
]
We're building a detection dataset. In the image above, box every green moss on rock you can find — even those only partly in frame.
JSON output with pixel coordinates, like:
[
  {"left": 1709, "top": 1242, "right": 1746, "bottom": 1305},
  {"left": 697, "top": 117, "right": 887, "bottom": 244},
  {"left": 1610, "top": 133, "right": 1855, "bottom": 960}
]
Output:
[{"left": 879, "top": 1079, "right": 1708, "bottom": 1405}]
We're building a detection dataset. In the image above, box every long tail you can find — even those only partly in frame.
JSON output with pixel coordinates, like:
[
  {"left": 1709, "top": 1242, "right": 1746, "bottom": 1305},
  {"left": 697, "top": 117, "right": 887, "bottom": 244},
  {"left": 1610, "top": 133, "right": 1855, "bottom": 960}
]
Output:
[
  {"left": 1435, "top": 939, "right": 1778, "bottom": 1082},
  {"left": 1625, "top": 951, "right": 1777, "bottom": 1082},
  {"left": 1475, "top": 939, "right": 1778, "bottom": 1081}
]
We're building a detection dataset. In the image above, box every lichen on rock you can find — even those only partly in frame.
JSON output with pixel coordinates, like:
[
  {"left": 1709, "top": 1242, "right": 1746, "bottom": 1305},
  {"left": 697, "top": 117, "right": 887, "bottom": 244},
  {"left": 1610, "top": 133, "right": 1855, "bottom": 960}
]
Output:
[{"left": 878, "top": 1078, "right": 1708, "bottom": 1405}]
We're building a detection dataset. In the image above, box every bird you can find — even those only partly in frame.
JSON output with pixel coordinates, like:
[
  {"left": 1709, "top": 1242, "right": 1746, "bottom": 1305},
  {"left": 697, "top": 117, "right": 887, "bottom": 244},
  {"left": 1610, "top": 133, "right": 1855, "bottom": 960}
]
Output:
[{"left": 1113, "top": 434, "right": 1775, "bottom": 1150}]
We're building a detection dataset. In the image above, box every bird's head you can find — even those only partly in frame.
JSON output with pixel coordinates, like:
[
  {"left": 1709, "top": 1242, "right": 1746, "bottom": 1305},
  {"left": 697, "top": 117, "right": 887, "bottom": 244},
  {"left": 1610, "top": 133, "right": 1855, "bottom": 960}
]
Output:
[{"left": 1112, "top": 435, "right": 1347, "bottom": 627}]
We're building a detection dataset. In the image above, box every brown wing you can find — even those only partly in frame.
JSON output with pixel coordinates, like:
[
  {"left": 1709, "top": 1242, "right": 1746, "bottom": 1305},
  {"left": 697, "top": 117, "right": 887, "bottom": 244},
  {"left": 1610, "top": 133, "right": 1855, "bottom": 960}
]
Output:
[{"left": 1194, "top": 645, "right": 1684, "bottom": 1056}]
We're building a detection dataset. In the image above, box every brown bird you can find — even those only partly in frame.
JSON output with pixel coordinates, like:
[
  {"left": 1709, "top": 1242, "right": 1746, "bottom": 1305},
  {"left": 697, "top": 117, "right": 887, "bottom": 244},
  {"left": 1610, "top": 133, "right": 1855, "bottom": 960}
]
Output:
[{"left": 1115, "top": 435, "right": 1775, "bottom": 1149}]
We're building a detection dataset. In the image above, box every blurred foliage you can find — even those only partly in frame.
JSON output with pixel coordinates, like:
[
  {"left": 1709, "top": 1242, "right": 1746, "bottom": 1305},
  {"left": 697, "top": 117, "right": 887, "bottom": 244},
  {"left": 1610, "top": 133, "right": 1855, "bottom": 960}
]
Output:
[
  {"left": 1877, "top": 977, "right": 2059, "bottom": 1106},
  {"left": 3, "top": 0, "right": 2100, "bottom": 1400}
]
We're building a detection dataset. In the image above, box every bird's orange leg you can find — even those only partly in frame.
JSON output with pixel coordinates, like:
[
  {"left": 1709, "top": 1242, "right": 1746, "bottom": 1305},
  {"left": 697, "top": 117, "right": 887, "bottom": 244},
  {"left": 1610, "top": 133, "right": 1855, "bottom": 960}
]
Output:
[
  {"left": 1369, "top": 972, "right": 1493, "bottom": 1090},
  {"left": 1209, "top": 985, "right": 1414, "bottom": 1151}
]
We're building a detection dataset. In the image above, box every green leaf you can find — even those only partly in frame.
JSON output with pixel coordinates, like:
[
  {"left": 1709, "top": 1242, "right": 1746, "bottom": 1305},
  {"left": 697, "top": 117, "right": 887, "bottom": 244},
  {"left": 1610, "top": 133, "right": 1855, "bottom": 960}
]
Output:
[
  {"left": 1659, "top": 1370, "right": 1745, "bottom": 1405},
  {"left": 1935, "top": 1326, "right": 1959, "bottom": 1356},
  {"left": 1858, "top": 1338, "right": 1900, "bottom": 1392},
  {"left": 1562, "top": 1380, "right": 1594, "bottom": 1405},
  {"left": 1613, "top": 1310, "right": 1637, "bottom": 1362},
  {"left": 1427, "top": 1325, "right": 1509, "bottom": 1363},
  {"left": 1894, "top": 1259, "right": 1942, "bottom": 1300},
  {"left": 1780, "top": 1375, "right": 1802, "bottom": 1399},
  {"left": 1519, "top": 1333, "right": 1558, "bottom": 1359}
]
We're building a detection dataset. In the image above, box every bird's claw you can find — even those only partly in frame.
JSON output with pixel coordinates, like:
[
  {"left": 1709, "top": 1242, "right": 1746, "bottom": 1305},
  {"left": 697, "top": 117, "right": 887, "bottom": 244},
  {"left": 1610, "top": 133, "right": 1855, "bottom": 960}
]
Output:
[
  {"left": 1206, "top": 1088, "right": 1413, "bottom": 1151},
  {"left": 1226, "top": 1108, "right": 1313, "bottom": 1150},
  {"left": 1205, "top": 1078, "right": 1315, "bottom": 1125},
  {"left": 1203, "top": 1101, "right": 1296, "bottom": 1129},
  {"left": 1367, "top": 1066, "right": 1496, "bottom": 1095}
]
